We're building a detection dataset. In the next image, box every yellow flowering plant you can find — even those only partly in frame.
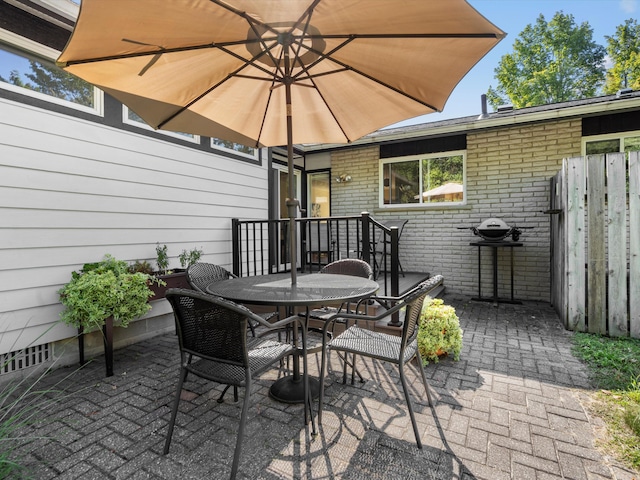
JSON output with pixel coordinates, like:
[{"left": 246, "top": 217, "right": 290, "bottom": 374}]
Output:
[{"left": 417, "top": 298, "right": 463, "bottom": 364}]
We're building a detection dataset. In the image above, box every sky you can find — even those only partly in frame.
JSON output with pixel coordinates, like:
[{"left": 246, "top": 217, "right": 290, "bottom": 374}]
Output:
[{"left": 390, "top": 0, "right": 640, "bottom": 128}]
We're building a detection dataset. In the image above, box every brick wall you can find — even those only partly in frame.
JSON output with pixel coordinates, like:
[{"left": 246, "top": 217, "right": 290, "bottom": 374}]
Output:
[{"left": 330, "top": 119, "right": 582, "bottom": 301}]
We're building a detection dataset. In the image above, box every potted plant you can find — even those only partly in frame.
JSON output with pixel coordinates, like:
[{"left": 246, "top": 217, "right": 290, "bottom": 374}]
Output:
[
  {"left": 148, "top": 244, "right": 201, "bottom": 299},
  {"left": 179, "top": 247, "right": 203, "bottom": 269},
  {"left": 58, "top": 254, "right": 161, "bottom": 376},
  {"left": 417, "top": 298, "right": 463, "bottom": 364}
]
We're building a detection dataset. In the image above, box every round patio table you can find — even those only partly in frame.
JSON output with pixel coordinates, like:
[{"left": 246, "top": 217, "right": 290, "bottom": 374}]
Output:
[{"left": 206, "top": 272, "right": 379, "bottom": 403}]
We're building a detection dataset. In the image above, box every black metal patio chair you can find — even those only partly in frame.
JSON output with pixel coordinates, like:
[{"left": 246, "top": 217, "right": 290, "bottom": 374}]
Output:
[
  {"left": 318, "top": 276, "right": 443, "bottom": 449},
  {"left": 187, "top": 262, "right": 280, "bottom": 326},
  {"left": 163, "top": 288, "right": 305, "bottom": 480},
  {"left": 299, "top": 259, "right": 376, "bottom": 380},
  {"left": 186, "top": 262, "right": 281, "bottom": 401}
]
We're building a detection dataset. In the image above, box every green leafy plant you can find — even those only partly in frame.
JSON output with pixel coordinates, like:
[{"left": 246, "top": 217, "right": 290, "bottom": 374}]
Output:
[
  {"left": 417, "top": 298, "right": 463, "bottom": 364},
  {"left": 155, "top": 243, "right": 169, "bottom": 275},
  {"left": 58, "top": 255, "right": 159, "bottom": 330},
  {"left": 128, "top": 259, "right": 154, "bottom": 275},
  {"left": 178, "top": 247, "right": 203, "bottom": 269}
]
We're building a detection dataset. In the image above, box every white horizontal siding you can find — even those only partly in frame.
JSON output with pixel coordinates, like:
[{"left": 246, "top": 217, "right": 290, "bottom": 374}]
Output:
[{"left": 0, "top": 97, "right": 269, "bottom": 352}]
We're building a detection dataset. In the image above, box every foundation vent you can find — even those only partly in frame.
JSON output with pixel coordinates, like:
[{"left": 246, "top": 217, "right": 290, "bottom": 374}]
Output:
[{"left": 1, "top": 344, "right": 51, "bottom": 374}]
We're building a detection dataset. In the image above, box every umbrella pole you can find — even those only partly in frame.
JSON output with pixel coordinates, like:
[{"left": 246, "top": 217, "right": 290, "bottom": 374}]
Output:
[{"left": 284, "top": 47, "right": 297, "bottom": 285}]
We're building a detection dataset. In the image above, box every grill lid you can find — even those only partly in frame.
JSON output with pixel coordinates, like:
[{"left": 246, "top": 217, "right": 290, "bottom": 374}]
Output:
[
  {"left": 478, "top": 217, "right": 509, "bottom": 231},
  {"left": 473, "top": 217, "right": 512, "bottom": 241}
]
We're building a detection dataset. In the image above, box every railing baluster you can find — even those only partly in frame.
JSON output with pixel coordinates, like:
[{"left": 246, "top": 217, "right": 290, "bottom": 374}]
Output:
[{"left": 231, "top": 214, "right": 403, "bottom": 298}]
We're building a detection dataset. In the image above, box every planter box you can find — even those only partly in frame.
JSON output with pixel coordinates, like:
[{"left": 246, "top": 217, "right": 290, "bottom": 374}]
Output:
[{"left": 150, "top": 269, "right": 190, "bottom": 299}]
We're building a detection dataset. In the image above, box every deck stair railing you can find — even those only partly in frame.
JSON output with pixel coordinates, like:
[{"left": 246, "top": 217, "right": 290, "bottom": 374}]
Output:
[{"left": 231, "top": 212, "right": 402, "bottom": 297}]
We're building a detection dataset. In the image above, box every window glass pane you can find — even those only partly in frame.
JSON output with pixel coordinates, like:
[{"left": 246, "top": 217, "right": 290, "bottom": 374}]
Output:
[
  {"left": 212, "top": 138, "right": 257, "bottom": 157},
  {"left": 421, "top": 155, "right": 464, "bottom": 203},
  {"left": 308, "top": 172, "right": 330, "bottom": 217},
  {"left": 383, "top": 160, "right": 419, "bottom": 205},
  {"left": 0, "top": 45, "right": 94, "bottom": 107},
  {"left": 586, "top": 139, "right": 620, "bottom": 155},
  {"left": 623, "top": 136, "right": 640, "bottom": 152}
]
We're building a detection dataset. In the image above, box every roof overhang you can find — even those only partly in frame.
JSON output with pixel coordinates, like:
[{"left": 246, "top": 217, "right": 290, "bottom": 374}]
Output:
[{"left": 302, "top": 92, "right": 640, "bottom": 153}]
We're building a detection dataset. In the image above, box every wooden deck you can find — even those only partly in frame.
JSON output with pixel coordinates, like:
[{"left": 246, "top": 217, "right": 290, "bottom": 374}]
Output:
[{"left": 379, "top": 271, "right": 435, "bottom": 296}]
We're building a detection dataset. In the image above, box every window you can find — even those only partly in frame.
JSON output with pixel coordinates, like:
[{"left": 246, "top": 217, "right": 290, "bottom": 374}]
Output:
[
  {"left": 211, "top": 138, "right": 258, "bottom": 160},
  {"left": 123, "top": 106, "right": 200, "bottom": 143},
  {"left": 380, "top": 151, "right": 465, "bottom": 207},
  {"left": 584, "top": 131, "right": 640, "bottom": 155},
  {"left": 0, "top": 39, "right": 102, "bottom": 114},
  {"left": 308, "top": 171, "right": 330, "bottom": 217}
]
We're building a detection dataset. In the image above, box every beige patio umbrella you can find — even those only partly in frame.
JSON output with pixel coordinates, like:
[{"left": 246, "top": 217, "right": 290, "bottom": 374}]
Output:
[{"left": 57, "top": 0, "right": 504, "bottom": 284}]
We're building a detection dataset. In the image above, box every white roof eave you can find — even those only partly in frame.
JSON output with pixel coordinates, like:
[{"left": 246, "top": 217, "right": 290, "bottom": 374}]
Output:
[{"left": 301, "top": 95, "right": 640, "bottom": 153}]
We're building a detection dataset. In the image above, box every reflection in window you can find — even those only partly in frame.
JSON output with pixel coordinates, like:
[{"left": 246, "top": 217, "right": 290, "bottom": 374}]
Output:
[
  {"left": 0, "top": 45, "right": 95, "bottom": 108},
  {"left": 211, "top": 138, "right": 257, "bottom": 158},
  {"left": 123, "top": 107, "right": 199, "bottom": 143},
  {"left": 586, "top": 139, "right": 620, "bottom": 155},
  {"left": 382, "top": 152, "right": 464, "bottom": 206},
  {"left": 584, "top": 132, "right": 640, "bottom": 155},
  {"left": 624, "top": 136, "right": 640, "bottom": 152}
]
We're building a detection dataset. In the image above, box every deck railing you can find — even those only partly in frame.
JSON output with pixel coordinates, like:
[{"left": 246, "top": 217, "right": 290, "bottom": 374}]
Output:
[{"left": 231, "top": 212, "right": 402, "bottom": 297}]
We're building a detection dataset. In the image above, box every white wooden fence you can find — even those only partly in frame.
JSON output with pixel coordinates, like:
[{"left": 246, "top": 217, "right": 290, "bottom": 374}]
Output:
[{"left": 550, "top": 151, "right": 640, "bottom": 337}]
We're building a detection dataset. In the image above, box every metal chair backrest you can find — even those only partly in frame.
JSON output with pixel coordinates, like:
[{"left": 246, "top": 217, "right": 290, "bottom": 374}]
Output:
[
  {"left": 166, "top": 289, "right": 250, "bottom": 367},
  {"left": 187, "top": 262, "right": 237, "bottom": 292},
  {"left": 320, "top": 258, "right": 373, "bottom": 280}
]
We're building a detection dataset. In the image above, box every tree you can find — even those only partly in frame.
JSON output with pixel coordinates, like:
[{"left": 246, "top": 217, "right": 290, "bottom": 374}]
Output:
[
  {"left": 604, "top": 19, "right": 640, "bottom": 93},
  {"left": 0, "top": 60, "right": 93, "bottom": 106},
  {"left": 487, "top": 12, "right": 606, "bottom": 109}
]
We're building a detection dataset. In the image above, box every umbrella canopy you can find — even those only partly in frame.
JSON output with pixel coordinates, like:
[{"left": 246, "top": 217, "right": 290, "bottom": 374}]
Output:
[{"left": 57, "top": 0, "right": 504, "bottom": 283}]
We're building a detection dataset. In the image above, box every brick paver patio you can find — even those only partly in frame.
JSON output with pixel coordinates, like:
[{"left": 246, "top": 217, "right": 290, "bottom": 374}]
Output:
[{"left": 10, "top": 293, "right": 639, "bottom": 479}]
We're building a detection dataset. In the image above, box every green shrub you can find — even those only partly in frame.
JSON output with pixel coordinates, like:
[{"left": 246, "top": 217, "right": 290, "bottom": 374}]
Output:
[
  {"left": 58, "top": 254, "right": 157, "bottom": 330},
  {"left": 128, "top": 259, "right": 154, "bottom": 275},
  {"left": 417, "top": 298, "right": 463, "bottom": 364}
]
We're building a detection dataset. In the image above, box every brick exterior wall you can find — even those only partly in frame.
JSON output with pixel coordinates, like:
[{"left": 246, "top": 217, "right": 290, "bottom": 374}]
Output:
[{"left": 330, "top": 119, "right": 582, "bottom": 301}]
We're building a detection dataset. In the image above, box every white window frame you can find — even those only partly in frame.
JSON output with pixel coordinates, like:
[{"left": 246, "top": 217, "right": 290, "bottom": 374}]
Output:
[
  {"left": 379, "top": 150, "right": 467, "bottom": 209},
  {"left": 122, "top": 106, "right": 201, "bottom": 144},
  {"left": 582, "top": 130, "right": 640, "bottom": 155},
  {"left": 210, "top": 138, "right": 260, "bottom": 161},
  {"left": 0, "top": 28, "right": 103, "bottom": 116}
]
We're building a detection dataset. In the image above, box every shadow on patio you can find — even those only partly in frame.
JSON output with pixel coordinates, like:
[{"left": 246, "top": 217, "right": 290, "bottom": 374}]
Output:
[{"left": 10, "top": 293, "right": 634, "bottom": 479}]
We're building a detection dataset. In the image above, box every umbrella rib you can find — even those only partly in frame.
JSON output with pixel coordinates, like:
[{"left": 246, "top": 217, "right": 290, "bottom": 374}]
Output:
[
  {"left": 290, "top": 34, "right": 440, "bottom": 112},
  {"left": 302, "top": 33, "right": 504, "bottom": 40},
  {"left": 57, "top": 38, "right": 269, "bottom": 67}
]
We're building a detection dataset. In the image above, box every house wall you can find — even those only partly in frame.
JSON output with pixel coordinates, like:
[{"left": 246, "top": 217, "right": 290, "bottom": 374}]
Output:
[
  {"left": 0, "top": 96, "right": 270, "bottom": 368},
  {"left": 329, "top": 118, "right": 582, "bottom": 302}
]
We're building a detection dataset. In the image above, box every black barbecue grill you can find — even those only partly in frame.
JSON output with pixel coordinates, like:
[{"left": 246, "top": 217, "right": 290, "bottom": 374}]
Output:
[{"left": 458, "top": 217, "right": 532, "bottom": 242}]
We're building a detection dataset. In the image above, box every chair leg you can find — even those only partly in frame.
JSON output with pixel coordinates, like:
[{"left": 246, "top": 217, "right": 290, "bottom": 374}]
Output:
[
  {"left": 318, "top": 333, "right": 329, "bottom": 424},
  {"left": 399, "top": 361, "right": 423, "bottom": 449},
  {"left": 335, "top": 352, "right": 364, "bottom": 384},
  {"left": 163, "top": 366, "right": 187, "bottom": 454},
  {"left": 415, "top": 351, "right": 434, "bottom": 406},
  {"left": 217, "top": 384, "right": 240, "bottom": 404},
  {"left": 230, "top": 377, "right": 252, "bottom": 480}
]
